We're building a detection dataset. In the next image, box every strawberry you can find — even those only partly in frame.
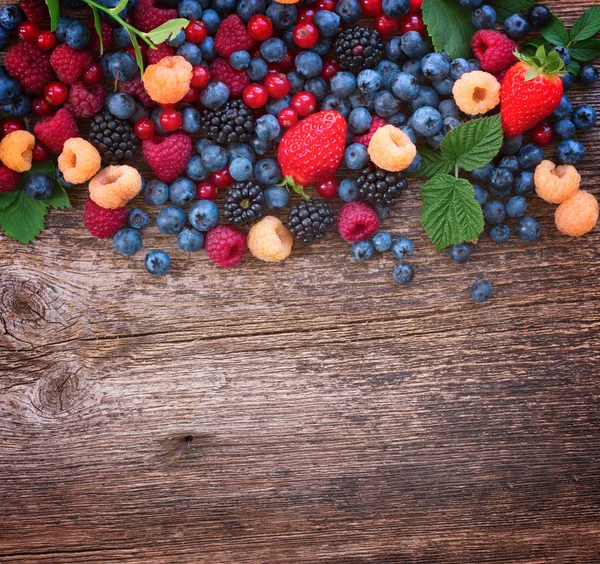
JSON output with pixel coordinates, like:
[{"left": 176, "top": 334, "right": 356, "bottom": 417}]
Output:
[
  {"left": 501, "top": 46, "right": 565, "bottom": 138},
  {"left": 277, "top": 110, "right": 347, "bottom": 187}
]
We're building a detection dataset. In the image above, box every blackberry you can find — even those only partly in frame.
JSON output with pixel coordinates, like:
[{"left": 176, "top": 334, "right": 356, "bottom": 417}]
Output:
[
  {"left": 223, "top": 181, "right": 265, "bottom": 227},
  {"left": 333, "top": 26, "right": 384, "bottom": 73},
  {"left": 288, "top": 198, "right": 335, "bottom": 244},
  {"left": 88, "top": 111, "right": 138, "bottom": 165},
  {"left": 357, "top": 162, "right": 407, "bottom": 208},
  {"left": 201, "top": 100, "right": 255, "bottom": 146}
]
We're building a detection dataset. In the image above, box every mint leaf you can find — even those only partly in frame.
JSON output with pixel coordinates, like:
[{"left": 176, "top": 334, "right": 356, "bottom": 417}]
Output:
[
  {"left": 491, "top": 0, "right": 534, "bottom": 23},
  {"left": 440, "top": 115, "right": 503, "bottom": 172},
  {"left": 422, "top": 0, "right": 475, "bottom": 60},
  {"left": 145, "top": 19, "right": 190, "bottom": 44},
  {"left": 0, "top": 188, "right": 20, "bottom": 210},
  {"left": 413, "top": 146, "right": 453, "bottom": 179},
  {"left": 569, "top": 38, "right": 600, "bottom": 62},
  {"left": 570, "top": 7, "right": 600, "bottom": 43},
  {"left": 45, "top": 0, "right": 60, "bottom": 31},
  {"left": 420, "top": 174, "right": 484, "bottom": 252},
  {"left": 0, "top": 188, "right": 48, "bottom": 244},
  {"left": 541, "top": 15, "right": 569, "bottom": 47}
]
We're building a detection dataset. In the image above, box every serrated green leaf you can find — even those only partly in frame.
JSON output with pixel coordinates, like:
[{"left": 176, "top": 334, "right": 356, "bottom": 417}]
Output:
[
  {"left": 491, "top": 0, "right": 534, "bottom": 23},
  {"left": 145, "top": 19, "right": 190, "bottom": 45},
  {"left": 420, "top": 174, "right": 484, "bottom": 252},
  {"left": 567, "top": 59, "right": 581, "bottom": 75},
  {"left": 0, "top": 188, "right": 20, "bottom": 210},
  {"left": 412, "top": 146, "right": 453, "bottom": 179},
  {"left": 541, "top": 15, "right": 570, "bottom": 47},
  {"left": 440, "top": 116, "right": 503, "bottom": 172},
  {"left": 45, "top": 0, "right": 60, "bottom": 31},
  {"left": 44, "top": 182, "right": 70, "bottom": 210},
  {"left": 570, "top": 7, "right": 600, "bottom": 43},
  {"left": 91, "top": 6, "right": 104, "bottom": 56},
  {"left": 422, "top": 0, "right": 475, "bottom": 60},
  {"left": 569, "top": 38, "right": 600, "bottom": 63},
  {"left": 0, "top": 188, "right": 48, "bottom": 244}
]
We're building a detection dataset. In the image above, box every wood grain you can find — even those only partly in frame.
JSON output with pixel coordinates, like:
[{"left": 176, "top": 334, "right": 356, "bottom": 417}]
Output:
[{"left": 2, "top": 1, "right": 600, "bottom": 562}]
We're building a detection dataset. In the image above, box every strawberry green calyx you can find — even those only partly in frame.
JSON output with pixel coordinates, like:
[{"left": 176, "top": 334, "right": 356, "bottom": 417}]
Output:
[
  {"left": 277, "top": 175, "right": 311, "bottom": 202},
  {"left": 515, "top": 45, "right": 567, "bottom": 81}
]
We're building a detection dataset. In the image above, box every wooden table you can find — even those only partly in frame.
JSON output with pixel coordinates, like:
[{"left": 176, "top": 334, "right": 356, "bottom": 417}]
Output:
[{"left": 2, "top": 1, "right": 600, "bottom": 561}]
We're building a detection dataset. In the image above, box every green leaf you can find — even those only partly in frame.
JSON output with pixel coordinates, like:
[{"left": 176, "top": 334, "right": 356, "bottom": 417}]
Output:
[
  {"left": 569, "top": 7, "right": 600, "bottom": 43},
  {"left": 540, "top": 15, "right": 570, "bottom": 47},
  {"left": 110, "top": 0, "right": 128, "bottom": 15},
  {"left": 569, "top": 38, "right": 600, "bottom": 63},
  {"left": 440, "top": 115, "right": 503, "bottom": 172},
  {"left": 567, "top": 59, "right": 581, "bottom": 75},
  {"left": 91, "top": 6, "right": 104, "bottom": 56},
  {"left": 422, "top": 0, "right": 476, "bottom": 60},
  {"left": 128, "top": 32, "right": 145, "bottom": 77},
  {"left": 145, "top": 19, "right": 190, "bottom": 45},
  {"left": 420, "top": 174, "right": 485, "bottom": 252},
  {"left": 0, "top": 188, "right": 48, "bottom": 244},
  {"left": 45, "top": 0, "right": 60, "bottom": 31},
  {"left": 491, "top": 0, "right": 534, "bottom": 23},
  {"left": 44, "top": 183, "right": 71, "bottom": 210},
  {"left": 412, "top": 145, "right": 453, "bottom": 179},
  {"left": 0, "top": 188, "right": 20, "bottom": 210}
]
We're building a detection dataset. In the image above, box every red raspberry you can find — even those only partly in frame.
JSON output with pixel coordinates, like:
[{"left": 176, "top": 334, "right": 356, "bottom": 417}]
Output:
[
  {"left": 124, "top": 43, "right": 148, "bottom": 64},
  {"left": 49, "top": 44, "right": 94, "bottom": 85},
  {"left": 5, "top": 42, "right": 54, "bottom": 94},
  {"left": 20, "top": 0, "right": 48, "bottom": 22},
  {"left": 83, "top": 197, "right": 128, "bottom": 239},
  {"left": 471, "top": 30, "right": 519, "bottom": 74},
  {"left": 86, "top": 20, "right": 115, "bottom": 55},
  {"left": 353, "top": 116, "right": 387, "bottom": 146},
  {"left": 119, "top": 77, "right": 153, "bottom": 107},
  {"left": 0, "top": 166, "right": 21, "bottom": 193},
  {"left": 33, "top": 108, "right": 78, "bottom": 154},
  {"left": 209, "top": 58, "right": 250, "bottom": 98},
  {"left": 147, "top": 42, "right": 175, "bottom": 64},
  {"left": 65, "top": 82, "right": 105, "bottom": 118},
  {"left": 337, "top": 201, "right": 380, "bottom": 242},
  {"left": 133, "top": 0, "right": 178, "bottom": 33},
  {"left": 214, "top": 15, "right": 256, "bottom": 58},
  {"left": 205, "top": 225, "right": 246, "bottom": 267},
  {"left": 142, "top": 133, "right": 192, "bottom": 183}
]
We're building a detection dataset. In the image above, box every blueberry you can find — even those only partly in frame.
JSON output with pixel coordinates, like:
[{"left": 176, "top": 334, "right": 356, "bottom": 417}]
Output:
[
  {"left": 311, "top": 37, "right": 333, "bottom": 57},
  {"left": 561, "top": 72, "right": 575, "bottom": 91},
  {"left": 338, "top": 179, "right": 359, "bottom": 202},
  {"left": 393, "top": 263, "right": 414, "bottom": 284},
  {"left": 321, "top": 94, "right": 351, "bottom": 117},
  {"left": 305, "top": 77, "right": 328, "bottom": 101},
  {"left": 157, "top": 205, "right": 186, "bottom": 234},
  {"left": 490, "top": 224, "right": 511, "bottom": 243},
  {"left": 557, "top": 139, "right": 585, "bottom": 165},
  {"left": 357, "top": 69, "right": 382, "bottom": 94},
  {"left": 516, "top": 215, "right": 542, "bottom": 243},
  {"left": 266, "top": 2, "right": 297, "bottom": 28},
  {"left": 572, "top": 105, "right": 597, "bottom": 130},
  {"left": 189, "top": 200, "right": 219, "bottom": 232},
  {"left": 237, "top": 0, "right": 265, "bottom": 22},
  {"left": 348, "top": 90, "right": 373, "bottom": 112},
  {"left": 385, "top": 37, "right": 406, "bottom": 64},
  {"left": 287, "top": 71, "right": 305, "bottom": 94},
  {"left": 260, "top": 38, "right": 287, "bottom": 63},
  {"left": 579, "top": 65, "right": 599, "bottom": 86},
  {"left": 166, "top": 29, "right": 186, "bottom": 48},
  {"left": 473, "top": 184, "right": 488, "bottom": 206},
  {"left": 105, "top": 52, "right": 137, "bottom": 82},
  {"left": 401, "top": 31, "right": 429, "bottom": 58},
  {"left": 181, "top": 106, "right": 201, "bottom": 134},
  {"left": 392, "top": 71, "right": 420, "bottom": 101},
  {"left": 314, "top": 10, "right": 340, "bottom": 37},
  {"left": 498, "top": 156, "right": 520, "bottom": 175},
  {"left": 443, "top": 116, "right": 462, "bottom": 134},
  {"left": 552, "top": 95, "right": 572, "bottom": 120},
  {"left": 150, "top": 107, "right": 169, "bottom": 135},
  {"left": 247, "top": 58, "right": 269, "bottom": 81},
  {"left": 406, "top": 153, "right": 422, "bottom": 174},
  {"left": 250, "top": 134, "right": 272, "bottom": 155},
  {"left": 186, "top": 155, "right": 209, "bottom": 182},
  {"left": 439, "top": 99, "right": 460, "bottom": 119},
  {"left": 295, "top": 51, "right": 323, "bottom": 78},
  {"left": 228, "top": 142, "right": 255, "bottom": 164},
  {"left": 468, "top": 59, "right": 481, "bottom": 71},
  {"left": 64, "top": 20, "right": 90, "bottom": 49},
  {"left": 144, "top": 180, "right": 169, "bottom": 206},
  {"left": 230, "top": 50, "right": 251, "bottom": 70},
  {"left": 471, "top": 279, "right": 492, "bottom": 302},
  {"left": 500, "top": 134, "right": 523, "bottom": 156},
  {"left": 554, "top": 118, "right": 575, "bottom": 140},
  {"left": 421, "top": 52, "right": 450, "bottom": 81},
  {"left": 201, "top": 81, "right": 230, "bottom": 110},
  {"left": 255, "top": 114, "right": 281, "bottom": 141},
  {"left": 402, "top": 58, "right": 424, "bottom": 80},
  {"left": 56, "top": 16, "right": 77, "bottom": 43},
  {"left": 432, "top": 77, "right": 455, "bottom": 96},
  {"left": 472, "top": 5, "right": 496, "bottom": 29},
  {"left": 264, "top": 185, "right": 290, "bottom": 210},
  {"left": 178, "top": 0, "right": 203, "bottom": 19},
  {"left": 201, "top": 145, "right": 228, "bottom": 172},
  {"left": 388, "top": 112, "right": 407, "bottom": 127},
  {"left": 483, "top": 200, "right": 506, "bottom": 225},
  {"left": 128, "top": 102, "right": 149, "bottom": 124},
  {"left": 471, "top": 163, "right": 494, "bottom": 183},
  {"left": 254, "top": 158, "right": 282, "bottom": 185},
  {"left": 377, "top": 60, "right": 401, "bottom": 89},
  {"left": 427, "top": 132, "right": 444, "bottom": 150},
  {"left": 145, "top": 250, "right": 171, "bottom": 277},
  {"left": 348, "top": 107, "right": 372, "bottom": 134},
  {"left": 408, "top": 86, "right": 439, "bottom": 113},
  {"left": 370, "top": 232, "right": 391, "bottom": 252},
  {"left": 527, "top": 4, "right": 551, "bottom": 28},
  {"left": 449, "top": 243, "right": 471, "bottom": 264},
  {"left": 449, "top": 58, "right": 471, "bottom": 80},
  {"left": 489, "top": 167, "right": 513, "bottom": 198},
  {"left": 459, "top": 0, "right": 483, "bottom": 7},
  {"left": 391, "top": 237, "right": 414, "bottom": 259},
  {"left": 24, "top": 173, "right": 53, "bottom": 200},
  {"left": 177, "top": 42, "right": 203, "bottom": 66},
  {"left": 400, "top": 125, "right": 417, "bottom": 144},
  {"left": 352, "top": 239, "right": 375, "bottom": 261},
  {"left": 335, "top": 0, "right": 361, "bottom": 24},
  {"left": 552, "top": 46, "right": 570, "bottom": 66},
  {"left": 504, "top": 13, "right": 530, "bottom": 40},
  {"left": 178, "top": 227, "right": 205, "bottom": 253},
  {"left": 517, "top": 143, "right": 544, "bottom": 169},
  {"left": 0, "top": 73, "right": 20, "bottom": 105},
  {"left": 214, "top": 0, "right": 236, "bottom": 13},
  {"left": 514, "top": 171, "right": 534, "bottom": 196},
  {"left": 229, "top": 156, "right": 253, "bottom": 181},
  {"left": 382, "top": 0, "right": 409, "bottom": 17},
  {"left": 411, "top": 106, "right": 443, "bottom": 137},
  {"left": 113, "top": 228, "right": 143, "bottom": 257},
  {"left": 331, "top": 71, "right": 357, "bottom": 98},
  {"left": 374, "top": 90, "right": 399, "bottom": 118},
  {"left": 506, "top": 195, "right": 527, "bottom": 219},
  {"left": 169, "top": 178, "right": 196, "bottom": 205},
  {"left": 343, "top": 143, "right": 369, "bottom": 170},
  {"left": 128, "top": 208, "right": 150, "bottom": 229},
  {"left": 201, "top": 10, "right": 221, "bottom": 35},
  {"left": 107, "top": 92, "right": 136, "bottom": 120},
  {"left": 57, "top": 169, "right": 75, "bottom": 190},
  {"left": 0, "top": 4, "right": 24, "bottom": 31},
  {"left": 0, "top": 27, "right": 8, "bottom": 50}
]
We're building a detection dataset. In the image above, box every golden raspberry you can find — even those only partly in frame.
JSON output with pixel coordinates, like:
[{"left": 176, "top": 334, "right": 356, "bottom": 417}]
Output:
[
  {"left": 247, "top": 216, "right": 293, "bottom": 262},
  {"left": 142, "top": 55, "right": 193, "bottom": 104},
  {"left": 555, "top": 190, "right": 599, "bottom": 237},
  {"left": 534, "top": 160, "right": 580, "bottom": 204},
  {"left": 58, "top": 137, "right": 101, "bottom": 184},
  {"left": 452, "top": 71, "right": 500, "bottom": 116},
  {"left": 367, "top": 125, "right": 416, "bottom": 172},
  {"left": 89, "top": 165, "right": 142, "bottom": 209},
  {"left": 0, "top": 130, "right": 35, "bottom": 172}
]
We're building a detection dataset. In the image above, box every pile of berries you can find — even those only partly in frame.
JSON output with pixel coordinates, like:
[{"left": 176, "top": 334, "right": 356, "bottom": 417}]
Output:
[{"left": 0, "top": 0, "right": 597, "bottom": 301}]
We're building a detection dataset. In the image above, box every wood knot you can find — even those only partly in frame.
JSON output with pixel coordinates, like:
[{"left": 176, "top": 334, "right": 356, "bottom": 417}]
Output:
[{"left": 1, "top": 278, "right": 48, "bottom": 323}]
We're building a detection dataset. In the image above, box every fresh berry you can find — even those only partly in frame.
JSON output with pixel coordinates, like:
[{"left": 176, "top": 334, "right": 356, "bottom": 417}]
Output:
[
  {"left": 223, "top": 180, "right": 265, "bottom": 226},
  {"left": 247, "top": 215, "right": 293, "bottom": 262},
  {"left": 65, "top": 81, "right": 105, "bottom": 118},
  {"left": 504, "top": 13, "right": 530, "bottom": 41},
  {"left": 368, "top": 124, "right": 416, "bottom": 172},
  {"left": 338, "top": 201, "right": 379, "bottom": 242},
  {"left": 81, "top": 62, "right": 103, "bottom": 86},
  {"left": 33, "top": 108, "right": 78, "bottom": 154},
  {"left": 191, "top": 65, "right": 210, "bottom": 88},
  {"left": 210, "top": 57, "right": 250, "bottom": 98},
  {"left": 483, "top": 200, "right": 506, "bottom": 225},
  {"left": 156, "top": 205, "right": 186, "bottom": 234},
  {"left": 264, "top": 71, "right": 291, "bottom": 98},
  {"left": 43, "top": 81, "right": 68, "bottom": 106},
  {"left": 0, "top": 165, "right": 21, "bottom": 193},
  {"left": 83, "top": 197, "right": 128, "bottom": 238},
  {"left": 133, "top": 0, "right": 178, "bottom": 32},
  {"left": 86, "top": 20, "right": 114, "bottom": 55},
  {"left": 142, "top": 55, "right": 193, "bottom": 104},
  {"left": 144, "top": 250, "right": 171, "bottom": 277},
  {"left": 399, "top": 13, "right": 426, "bottom": 35},
  {"left": 88, "top": 110, "right": 139, "bottom": 164},
  {"left": 0, "top": 130, "right": 35, "bottom": 172},
  {"left": 159, "top": 109, "right": 182, "bottom": 132},
  {"left": 24, "top": 172, "right": 53, "bottom": 199},
  {"left": 293, "top": 22, "right": 319, "bottom": 48},
  {"left": 214, "top": 14, "right": 256, "bottom": 58},
  {"left": 36, "top": 30, "right": 56, "bottom": 51},
  {"left": 18, "top": 21, "right": 38, "bottom": 42},
  {"left": 557, "top": 139, "right": 585, "bottom": 165},
  {"left": 506, "top": 196, "right": 527, "bottom": 219},
  {"left": 393, "top": 263, "right": 414, "bottom": 285},
  {"left": 291, "top": 91, "right": 316, "bottom": 116},
  {"left": 277, "top": 107, "right": 298, "bottom": 128},
  {"left": 449, "top": 243, "right": 471, "bottom": 264},
  {"left": 58, "top": 137, "right": 101, "bottom": 184},
  {"left": 527, "top": 5, "right": 551, "bottom": 29},
  {"left": 333, "top": 26, "right": 384, "bottom": 73},
  {"left": 470, "top": 30, "right": 519, "bottom": 74},
  {"left": 357, "top": 161, "right": 407, "bottom": 208},
  {"left": 184, "top": 20, "right": 208, "bottom": 44},
  {"left": 555, "top": 190, "right": 599, "bottom": 237},
  {"left": 530, "top": 122, "right": 554, "bottom": 145},
  {"left": 243, "top": 84, "right": 269, "bottom": 108},
  {"left": 119, "top": 77, "right": 153, "bottom": 107},
  {"left": 361, "top": 0, "right": 383, "bottom": 16},
  {"left": 31, "top": 97, "right": 50, "bottom": 119},
  {"left": 287, "top": 198, "right": 335, "bottom": 243},
  {"left": 471, "top": 279, "right": 492, "bottom": 302},
  {"left": 146, "top": 42, "right": 174, "bottom": 64},
  {"left": 205, "top": 225, "right": 246, "bottom": 267},
  {"left": 0, "top": 119, "right": 23, "bottom": 137},
  {"left": 515, "top": 215, "right": 542, "bottom": 242},
  {"left": 5, "top": 41, "right": 54, "bottom": 94},
  {"left": 248, "top": 14, "right": 273, "bottom": 41},
  {"left": 112, "top": 228, "right": 143, "bottom": 257},
  {"left": 178, "top": 227, "right": 204, "bottom": 253},
  {"left": 20, "top": 0, "right": 48, "bottom": 22},
  {"left": 316, "top": 177, "right": 338, "bottom": 198},
  {"left": 452, "top": 70, "right": 500, "bottom": 115},
  {"left": 353, "top": 115, "right": 387, "bottom": 146},
  {"left": 88, "top": 164, "right": 142, "bottom": 209},
  {"left": 142, "top": 133, "right": 192, "bottom": 182},
  {"left": 210, "top": 167, "right": 234, "bottom": 189},
  {"left": 201, "top": 100, "right": 255, "bottom": 145},
  {"left": 534, "top": 160, "right": 580, "bottom": 204},
  {"left": 375, "top": 14, "right": 398, "bottom": 38},
  {"left": 50, "top": 44, "right": 94, "bottom": 85},
  {"left": 352, "top": 239, "right": 375, "bottom": 260}
]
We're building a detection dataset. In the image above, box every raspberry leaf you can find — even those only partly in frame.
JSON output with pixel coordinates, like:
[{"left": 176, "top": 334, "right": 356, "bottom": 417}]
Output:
[
  {"left": 146, "top": 19, "right": 190, "bottom": 45},
  {"left": 569, "top": 7, "right": 600, "bottom": 44},
  {"left": 420, "top": 174, "right": 484, "bottom": 252},
  {"left": 412, "top": 146, "right": 453, "bottom": 179},
  {"left": 422, "top": 0, "right": 475, "bottom": 60},
  {"left": 0, "top": 188, "right": 48, "bottom": 244},
  {"left": 440, "top": 115, "right": 503, "bottom": 172},
  {"left": 540, "top": 15, "right": 569, "bottom": 47},
  {"left": 490, "top": 0, "right": 534, "bottom": 23},
  {"left": 0, "top": 188, "right": 20, "bottom": 210},
  {"left": 44, "top": 183, "right": 70, "bottom": 210}
]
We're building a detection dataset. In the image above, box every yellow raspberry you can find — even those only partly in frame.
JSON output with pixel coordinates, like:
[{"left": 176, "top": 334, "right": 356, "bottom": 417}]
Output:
[
  {"left": 534, "top": 160, "right": 580, "bottom": 204},
  {"left": 555, "top": 190, "right": 599, "bottom": 237},
  {"left": 452, "top": 71, "right": 500, "bottom": 116},
  {"left": 58, "top": 137, "right": 101, "bottom": 185},
  {"left": 0, "top": 130, "right": 35, "bottom": 172},
  {"left": 142, "top": 56, "right": 193, "bottom": 104},
  {"left": 89, "top": 165, "right": 142, "bottom": 209},
  {"left": 247, "top": 216, "right": 293, "bottom": 262},
  {"left": 367, "top": 124, "right": 416, "bottom": 172}
]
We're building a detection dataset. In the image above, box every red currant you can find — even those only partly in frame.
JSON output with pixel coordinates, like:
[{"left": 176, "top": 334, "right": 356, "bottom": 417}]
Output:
[
  {"left": 292, "top": 22, "right": 319, "bottom": 48},
  {"left": 243, "top": 84, "right": 269, "bottom": 108},
  {"left": 32, "top": 141, "right": 51, "bottom": 163},
  {"left": 184, "top": 20, "right": 208, "bottom": 44},
  {"left": 182, "top": 87, "right": 198, "bottom": 103},
  {"left": 196, "top": 181, "right": 218, "bottom": 200},
  {"left": 277, "top": 107, "right": 298, "bottom": 128},
  {"left": 291, "top": 91, "right": 316, "bottom": 116},
  {"left": 1, "top": 119, "right": 23, "bottom": 137},
  {"left": 18, "top": 21, "right": 38, "bottom": 42},
  {"left": 36, "top": 30, "right": 56, "bottom": 51},
  {"left": 210, "top": 168, "right": 233, "bottom": 189},
  {"left": 159, "top": 109, "right": 182, "bottom": 132},
  {"left": 531, "top": 122, "right": 554, "bottom": 146},
  {"left": 32, "top": 97, "right": 53, "bottom": 117},
  {"left": 360, "top": 0, "right": 383, "bottom": 17},
  {"left": 248, "top": 14, "right": 273, "bottom": 41},
  {"left": 316, "top": 0, "right": 336, "bottom": 11},
  {"left": 44, "top": 82, "right": 68, "bottom": 106},
  {"left": 81, "top": 63, "right": 103, "bottom": 86},
  {"left": 264, "top": 72, "right": 290, "bottom": 98},
  {"left": 134, "top": 117, "right": 155, "bottom": 140},
  {"left": 191, "top": 65, "right": 210, "bottom": 88},
  {"left": 320, "top": 57, "right": 340, "bottom": 81},
  {"left": 316, "top": 178, "right": 338, "bottom": 199},
  {"left": 297, "top": 5, "right": 316, "bottom": 22},
  {"left": 398, "top": 13, "right": 426, "bottom": 35},
  {"left": 375, "top": 14, "right": 399, "bottom": 37},
  {"left": 278, "top": 50, "right": 295, "bottom": 72},
  {"left": 409, "top": 0, "right": 422, "bottom": 12}
]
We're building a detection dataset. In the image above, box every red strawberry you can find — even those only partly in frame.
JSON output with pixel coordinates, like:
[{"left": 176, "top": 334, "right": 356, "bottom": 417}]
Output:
[
  {"left": 278, "top": 110, "right": 347, "bottom": 186},
  {"left": 214, "top": 15, "right": 256, "bottom": 58},
  {"left": 471, "top": 30, "right": 519, "bottom": 74},
  {"left": 142, "top": 133, "right": 192, "bottom": 182},
  {"left": 501, "top": 47, "right": 565, "bottom": 138}
]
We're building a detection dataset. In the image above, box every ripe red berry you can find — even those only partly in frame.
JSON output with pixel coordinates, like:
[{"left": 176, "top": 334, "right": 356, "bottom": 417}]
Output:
[
  {"left": 32, "top": 96, "right": 53, "bottom": 117},
  {"left": 360, "top": 0, "right": 383, "bottom": 17},
  {"left": 277, "top": 107, "right": 298, "bottom": 128},
  {"left": 191, "top": 65, "right": 210, "bottom": 88},
  {"left": 81, "top": 63, "right": 103, "bottom": 86},
  {"left": 297, "top": 5, "right": 317, "bottom": 22},
  {"left": 243, "top": 84, "right": 269, "bottom": 108},
  {"left": 134, "top": 117, "right": 155, "bottom": 140},
  {"left": 36, "top": 30, "right": 56, "bottom": 51},
  {"left": 32, "top": 141, "right": 51, "bottom": 163},
  {"left": 1, "top": 119, "right": 23, "bottom": 137},
  {"left": 210, "top": 168, "right": 233, "bottom": 189},
  {"left": 184, "top": 20, "right": 208, "bottom": 44},
  {"left": 196, "top": 180, "right": 218, "bottom": 200},
  {"left": 531, "top": 122, "right": 554, "bottom": 146},
  {"left": 375, "top": 14, "right": 399, "bottom": 37},
  {"left": 44, "top": 82, "right": 69, "bottom": 106},
  {"left": 398, "top": 13, "right": 426, "bottom": 35},
  {"left": 18, "top": 21, "right": 38, "bottom": 42},
  {"left": 409, "top": 0, "right": 422, "bottom": 12},
  {"left": 182, "top": 87, "right": 198, "bottom": 103},
  {"left": 316, "top": 178, "right": 338, "bottom": 199},
  {"left": 264, "top": 72, "right": 290, "bottom": 98},
  {"left": 291, "top": 91, "right": 316, "bottom": 116},
  {"left": 248, "top": 14, "right": 273, "bottom": 41},
  {"left": 320, "top": 57, "right": 340, "bottom": 81},
  {"left": 278, "top": 50, "right": 295, "bottom": 72},
  {"left": 316, "top": 0, "right": 336, "bottom": 11},
  {"left": 159, "top": 109, "right": 182, "bottom": 132},
  {"left": 292, "top": 22, "right": 319, "bottom": 48}
]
